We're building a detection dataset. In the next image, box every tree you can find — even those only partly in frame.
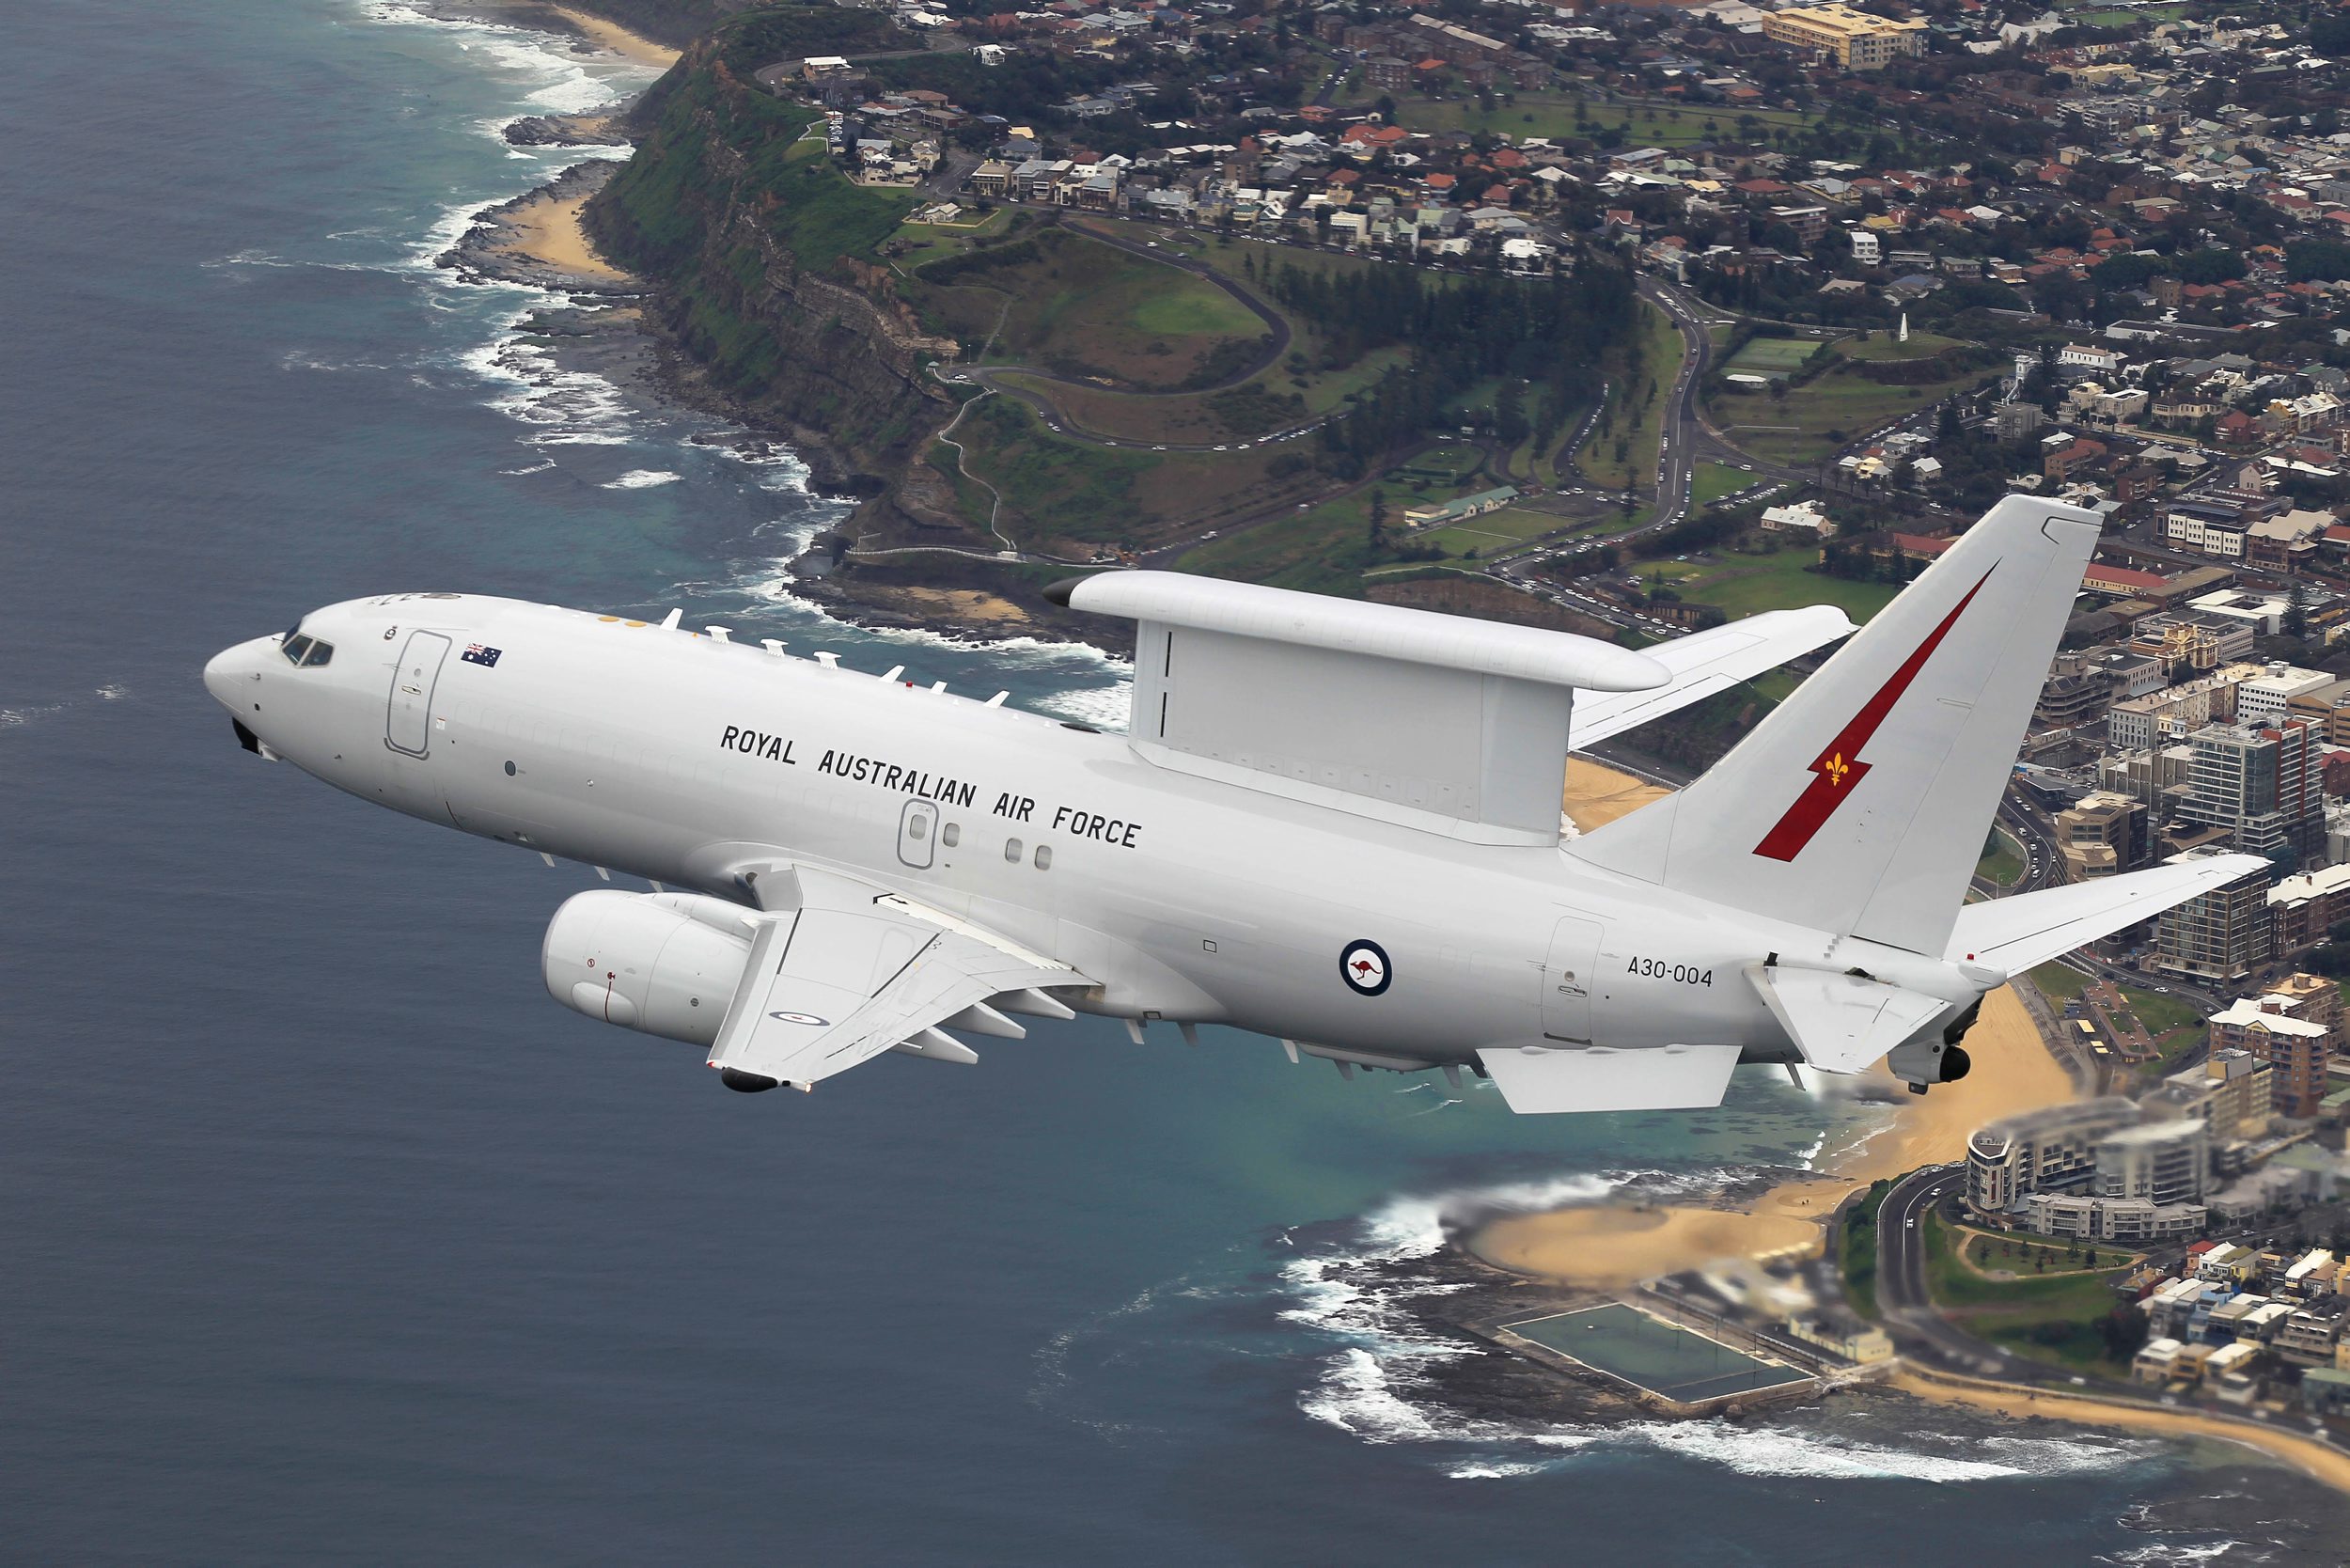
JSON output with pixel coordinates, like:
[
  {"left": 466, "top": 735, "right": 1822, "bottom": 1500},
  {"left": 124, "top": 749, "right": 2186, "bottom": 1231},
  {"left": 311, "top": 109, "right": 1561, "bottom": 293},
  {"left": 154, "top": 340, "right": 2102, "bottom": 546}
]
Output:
[
  {"left": 2284, "top": 574, "right": 2311, "bottom": 641},
  {"left": 1368, "top": 487, "right": 1388, "bottom": 546}
]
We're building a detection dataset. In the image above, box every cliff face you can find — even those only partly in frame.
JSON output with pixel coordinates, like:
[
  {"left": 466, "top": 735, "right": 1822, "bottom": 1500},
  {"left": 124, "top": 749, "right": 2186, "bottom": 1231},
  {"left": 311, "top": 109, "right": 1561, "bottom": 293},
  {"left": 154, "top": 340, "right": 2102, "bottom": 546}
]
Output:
[{"left": 584, "top": 41, "right": 958, "bottom": 521}]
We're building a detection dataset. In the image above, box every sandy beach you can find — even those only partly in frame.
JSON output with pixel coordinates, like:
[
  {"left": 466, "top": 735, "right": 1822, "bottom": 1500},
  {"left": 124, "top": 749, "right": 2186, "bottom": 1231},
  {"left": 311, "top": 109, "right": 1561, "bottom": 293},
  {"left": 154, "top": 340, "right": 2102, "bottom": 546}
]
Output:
[
  {"left": 546, "top": 4, "right": 679, "bottom": 69},
  {"left": 497, "top": 187, "right": 630, "bottom": 282},
  {"left": 1560, "top": 757, "right": 1669, "bottom": 831},
  {"left": 1892, "top": 1367, "right": 2350, "bottom": 1495}
]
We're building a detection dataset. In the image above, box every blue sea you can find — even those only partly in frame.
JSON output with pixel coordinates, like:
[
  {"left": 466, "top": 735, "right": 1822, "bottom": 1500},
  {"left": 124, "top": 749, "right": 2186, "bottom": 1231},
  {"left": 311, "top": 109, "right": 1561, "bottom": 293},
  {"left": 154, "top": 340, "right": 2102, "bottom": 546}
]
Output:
[{"left": 2, "top": 4, "right": 2339, "bottom": 1562}]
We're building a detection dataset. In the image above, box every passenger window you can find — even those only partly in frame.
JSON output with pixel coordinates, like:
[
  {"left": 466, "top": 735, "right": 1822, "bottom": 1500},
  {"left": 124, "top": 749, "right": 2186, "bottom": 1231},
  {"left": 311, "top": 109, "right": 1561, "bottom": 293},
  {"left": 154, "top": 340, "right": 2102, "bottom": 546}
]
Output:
[
  {"left": 302, "top": 640, "right": 334, "bottom": 667},
  {"left": 1004, "top": 838, "right": 1023, "bottom": 863},
  {"left": 942, "top": 823, "right": 960, "bottom": 848},
  {"left": 908, "top": 815, "right": 928, "bottom": 841},
  {"left": 281, "top": 635, "right": 313, "bottom": 665},
  {"left": 1034, "top": 845, "right": 1052, "bottom": 870}
]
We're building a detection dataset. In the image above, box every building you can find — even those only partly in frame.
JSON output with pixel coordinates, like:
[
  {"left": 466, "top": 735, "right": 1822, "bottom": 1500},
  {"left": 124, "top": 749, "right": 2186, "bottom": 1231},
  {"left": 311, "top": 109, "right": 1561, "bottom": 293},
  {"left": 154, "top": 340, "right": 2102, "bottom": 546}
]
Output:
[
  {"left": 2054, "top": 791, "right": 2148, "bottom": 881},
  {"left": 2172, "top": 719, "right": 2326, "bottom": 870},
  {"left": 1966, "top": 1097, "right": 2140, "bottom": 1218},
  {"left": 1848, "top": 229, "right": 1880, "bottom": 266},
  {"left": 2270, "top": 864, "right": 2350, "bottom": 954},
  {"left": 1762, "top": 5, "right": 1927, "bottom": 69},
  {"left": 2105, "top": 662, "right": 2260, "bottom": 751},
  {"left": 2094, "top": 1119, "right": 2208, "bottom": 1206},
  {"left": 2276, "top": 1296, "right": 2349, "bottom": 1367},
  {"left": 2026, "top": 1192, "right": 2206, "bottom": 1242},
  {"left": 2154, "top": 849, "right": 2276, "bottom": 982},
  {"left": 2237, "top": 665, "right": 2334, "bottom": 727},
  {"left": 1760, "top": 499, "right": 1830, "bottom": 535},
  {"left": 2142, "top": 1047, "right": 2274, "bottom": 1173},
  {"left": 2210, "top": 984, "right": 2336, "bottom": 1120},
  {"left": 1402, "top": 485, "right": 1517, "bottom": 528}
]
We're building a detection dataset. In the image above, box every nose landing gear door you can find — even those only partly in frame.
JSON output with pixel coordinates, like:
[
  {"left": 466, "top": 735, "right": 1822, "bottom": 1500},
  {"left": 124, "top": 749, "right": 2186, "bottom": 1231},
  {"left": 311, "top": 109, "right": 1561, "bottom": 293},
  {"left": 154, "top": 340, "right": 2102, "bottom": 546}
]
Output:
[
  {"left": 386, "top": 631, "right": 451, "bottom": 758},
  {"left": 1542, "top": 916, "right": 1603, "bottom": 1043},
  {"left": 897, "top": 798, "right": 938, "bottom": 870}
]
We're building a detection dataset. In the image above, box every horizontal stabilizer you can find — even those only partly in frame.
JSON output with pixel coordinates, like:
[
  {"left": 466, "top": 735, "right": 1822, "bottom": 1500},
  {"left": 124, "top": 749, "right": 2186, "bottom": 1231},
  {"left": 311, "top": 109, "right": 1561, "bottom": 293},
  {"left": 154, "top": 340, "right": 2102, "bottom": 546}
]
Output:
[
  {"left": 1946, "top": 852, "right": 2270, "bottom": 976},
  {"left": 1749, "top": 964, "right": 1949, "bottom": 1075},
  {"left": 1475, "top": 1042, "right": 1741, "bottom": 1113},
  {"left": 1570, "top": 606, "right": 1856, "bottom": 750}
]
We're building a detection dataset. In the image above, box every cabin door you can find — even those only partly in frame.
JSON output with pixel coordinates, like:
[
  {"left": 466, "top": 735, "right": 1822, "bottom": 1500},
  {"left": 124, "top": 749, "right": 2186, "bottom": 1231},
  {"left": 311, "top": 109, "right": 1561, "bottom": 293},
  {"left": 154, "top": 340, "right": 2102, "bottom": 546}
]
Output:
[{"left": 385, "top": 631, "right": 451, "bottom": 758}]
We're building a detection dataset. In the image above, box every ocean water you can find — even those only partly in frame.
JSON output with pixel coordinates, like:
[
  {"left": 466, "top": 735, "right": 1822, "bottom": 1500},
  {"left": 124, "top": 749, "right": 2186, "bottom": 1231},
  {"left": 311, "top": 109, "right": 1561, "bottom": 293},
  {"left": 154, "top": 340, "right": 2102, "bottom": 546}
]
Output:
[{"left": 0, "top": 4, "right": 2337, "bottom": 1562}]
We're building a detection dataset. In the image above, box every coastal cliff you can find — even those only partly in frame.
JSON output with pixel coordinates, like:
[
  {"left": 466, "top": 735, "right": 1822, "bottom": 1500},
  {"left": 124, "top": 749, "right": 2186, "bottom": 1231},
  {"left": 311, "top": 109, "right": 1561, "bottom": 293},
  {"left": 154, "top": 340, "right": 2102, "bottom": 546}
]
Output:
[{"left": 582, "top": 22, "right": 963, "bottom": 535}]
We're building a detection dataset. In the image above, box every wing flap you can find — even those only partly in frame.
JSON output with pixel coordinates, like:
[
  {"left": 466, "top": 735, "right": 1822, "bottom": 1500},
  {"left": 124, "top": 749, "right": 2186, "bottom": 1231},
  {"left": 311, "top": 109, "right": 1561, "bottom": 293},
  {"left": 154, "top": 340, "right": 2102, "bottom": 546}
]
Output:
[
  {"left": 1474, "top": 1043, "right": 1742, "bottom": 1113},
  {"left": 1946, "top": 852, "right": 2270, "bottom": 976},
  {"left": 1748, "top": 964, "right": 1949, "bottom": 1074},
  {"left": 1570, "top": 606, "right": 1856, "bottom": 750},
  {"left": 707, "top": 867, "right": 1082, "bottom": 1088}
]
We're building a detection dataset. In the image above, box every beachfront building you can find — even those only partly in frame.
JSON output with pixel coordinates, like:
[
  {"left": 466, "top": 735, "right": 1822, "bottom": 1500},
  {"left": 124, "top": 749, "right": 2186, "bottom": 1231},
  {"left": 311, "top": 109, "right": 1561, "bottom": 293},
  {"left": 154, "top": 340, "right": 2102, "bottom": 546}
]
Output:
[{"left": 1966, "top": 1097, "right": 2139, "bottom": 1220}]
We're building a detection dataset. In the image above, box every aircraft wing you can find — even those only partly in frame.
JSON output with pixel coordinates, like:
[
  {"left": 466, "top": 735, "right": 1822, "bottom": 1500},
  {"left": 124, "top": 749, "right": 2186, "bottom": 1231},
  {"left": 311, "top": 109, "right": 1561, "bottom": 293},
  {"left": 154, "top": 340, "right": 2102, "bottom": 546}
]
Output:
[
  {"left": 705, "top": 866, "right": 1084, "bottom": 1090},
  {"left": 1944, "top": 853, "right": 2271, "bottom": 977},
  {"left": 1570, "top": 606, "right": 1856, "bottom": 750}
]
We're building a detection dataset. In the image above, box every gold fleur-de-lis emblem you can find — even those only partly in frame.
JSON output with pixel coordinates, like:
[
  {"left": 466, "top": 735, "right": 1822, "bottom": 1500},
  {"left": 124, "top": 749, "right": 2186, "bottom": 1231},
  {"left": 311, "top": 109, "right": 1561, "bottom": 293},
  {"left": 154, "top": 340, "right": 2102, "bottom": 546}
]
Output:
[{"left": 1824, "top": 753, "right": 1850, "bottom": 786}]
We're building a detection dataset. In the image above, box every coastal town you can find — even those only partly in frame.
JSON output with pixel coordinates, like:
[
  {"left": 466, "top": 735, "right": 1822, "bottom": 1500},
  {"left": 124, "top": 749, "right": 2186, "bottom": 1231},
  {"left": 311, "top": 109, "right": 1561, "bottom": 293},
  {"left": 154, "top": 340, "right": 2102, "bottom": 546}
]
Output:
[{"left": 439, "top": 0, "right": 2350, "bottom": 1496}]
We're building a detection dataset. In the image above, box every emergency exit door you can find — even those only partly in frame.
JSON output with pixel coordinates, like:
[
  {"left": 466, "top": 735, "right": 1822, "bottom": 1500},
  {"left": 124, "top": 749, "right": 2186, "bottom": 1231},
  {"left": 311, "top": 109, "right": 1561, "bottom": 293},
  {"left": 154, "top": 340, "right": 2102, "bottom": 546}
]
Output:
[
  {"left": 897, "top": 798, "right": 939, "bottom": 870},
  {"left": 1542, "top": 915, "right": 1604, "bottom": 1043},
  {"left": 385, "top": 631, "right": 451, "bottom": 758}
]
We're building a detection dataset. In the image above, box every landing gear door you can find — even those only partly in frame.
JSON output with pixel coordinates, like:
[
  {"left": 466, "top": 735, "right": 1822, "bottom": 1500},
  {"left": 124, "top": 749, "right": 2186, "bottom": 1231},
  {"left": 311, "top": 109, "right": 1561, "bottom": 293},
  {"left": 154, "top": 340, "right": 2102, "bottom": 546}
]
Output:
[
  {"left": 1542, "top": 916, "right": 1603, "bottom": 1043},
  {"left": 386, "top": 631, "right": 451, "bottom": 758},
  {"left": 897, "top": 798, "right": 938, "bottom": 870}
]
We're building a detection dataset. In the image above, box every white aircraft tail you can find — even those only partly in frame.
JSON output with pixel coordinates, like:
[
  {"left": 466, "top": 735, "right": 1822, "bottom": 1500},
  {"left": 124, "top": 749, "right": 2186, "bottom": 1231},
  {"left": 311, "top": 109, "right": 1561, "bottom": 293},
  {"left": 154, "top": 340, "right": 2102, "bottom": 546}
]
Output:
[{"left": 1572, "top": 494, "right": 2101, "bottom": 957}]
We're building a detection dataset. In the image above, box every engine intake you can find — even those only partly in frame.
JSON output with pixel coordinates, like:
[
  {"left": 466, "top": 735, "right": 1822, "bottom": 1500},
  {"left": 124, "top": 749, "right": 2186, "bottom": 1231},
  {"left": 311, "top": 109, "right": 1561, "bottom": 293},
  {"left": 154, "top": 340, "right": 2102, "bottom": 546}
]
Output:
[{"left": 541, "top": 890, "right": 755, "bottom": 1047}]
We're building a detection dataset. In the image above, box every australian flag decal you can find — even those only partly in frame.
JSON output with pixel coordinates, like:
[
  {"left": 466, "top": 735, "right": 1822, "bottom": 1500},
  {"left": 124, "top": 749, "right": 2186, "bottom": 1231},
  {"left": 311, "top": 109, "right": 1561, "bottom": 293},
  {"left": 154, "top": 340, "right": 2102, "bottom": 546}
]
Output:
[{"left": 461, "top": 643, "right": 503, "bottom": 668}]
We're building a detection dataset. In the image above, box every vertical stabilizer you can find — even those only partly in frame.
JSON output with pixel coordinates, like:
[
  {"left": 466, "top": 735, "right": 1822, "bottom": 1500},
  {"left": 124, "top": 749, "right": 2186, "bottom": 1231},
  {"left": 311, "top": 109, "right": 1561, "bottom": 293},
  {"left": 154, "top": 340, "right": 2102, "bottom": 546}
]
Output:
[{"left": 1571, "top": 494, "right": 2100, "bottom": 956}]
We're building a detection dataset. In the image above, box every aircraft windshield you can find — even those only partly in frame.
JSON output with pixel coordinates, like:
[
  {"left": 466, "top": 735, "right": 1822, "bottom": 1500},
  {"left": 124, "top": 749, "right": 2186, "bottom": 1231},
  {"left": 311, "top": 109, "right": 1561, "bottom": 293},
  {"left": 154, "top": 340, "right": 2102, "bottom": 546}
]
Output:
[{"left": 279, "top": 632, "right": 333, "bottom": 667}]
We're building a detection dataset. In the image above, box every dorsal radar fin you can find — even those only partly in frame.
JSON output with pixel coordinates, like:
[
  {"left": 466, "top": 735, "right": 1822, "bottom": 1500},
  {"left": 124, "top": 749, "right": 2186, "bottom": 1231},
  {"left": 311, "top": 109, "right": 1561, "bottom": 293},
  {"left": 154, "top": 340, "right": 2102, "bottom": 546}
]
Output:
[
  {"left": 659, "top": 608, "right": 682, "bottom": 631},
  {"left": 1048, "top": 571, "right": 1667, "bottom": 846}
]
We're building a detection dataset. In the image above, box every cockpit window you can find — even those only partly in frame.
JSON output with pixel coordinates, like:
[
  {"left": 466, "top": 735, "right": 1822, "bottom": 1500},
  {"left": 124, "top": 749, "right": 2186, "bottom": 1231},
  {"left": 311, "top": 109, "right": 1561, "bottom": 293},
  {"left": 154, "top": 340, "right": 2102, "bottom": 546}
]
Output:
[
  {"left": 301, "top": 640, "right": 333, "bottom": 667},
  {"left": 282, "top": 634, "right": 314, "bottom": 665}
]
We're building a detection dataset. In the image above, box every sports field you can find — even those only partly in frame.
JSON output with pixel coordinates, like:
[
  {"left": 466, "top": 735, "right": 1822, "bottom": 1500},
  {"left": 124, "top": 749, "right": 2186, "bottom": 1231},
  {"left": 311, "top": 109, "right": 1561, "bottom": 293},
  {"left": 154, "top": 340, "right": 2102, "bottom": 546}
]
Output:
[{"left": 1504, "top": 1303, "right": 1808, "bottom": 1403}]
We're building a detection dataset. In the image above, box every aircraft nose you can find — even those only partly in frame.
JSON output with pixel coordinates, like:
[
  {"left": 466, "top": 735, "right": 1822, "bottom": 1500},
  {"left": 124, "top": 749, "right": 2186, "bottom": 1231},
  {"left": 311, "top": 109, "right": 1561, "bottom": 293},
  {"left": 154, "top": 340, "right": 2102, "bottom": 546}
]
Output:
[{"left": 203, "top": 637, "right": 266, "bottom": 711}]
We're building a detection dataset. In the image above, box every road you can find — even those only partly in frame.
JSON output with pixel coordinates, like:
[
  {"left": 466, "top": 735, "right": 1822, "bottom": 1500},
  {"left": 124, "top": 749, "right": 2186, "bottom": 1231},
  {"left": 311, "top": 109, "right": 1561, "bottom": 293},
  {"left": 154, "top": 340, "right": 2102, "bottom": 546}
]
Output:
[{"left": 1873, "top": 1165, "right": 2055, "bottom": 1381}]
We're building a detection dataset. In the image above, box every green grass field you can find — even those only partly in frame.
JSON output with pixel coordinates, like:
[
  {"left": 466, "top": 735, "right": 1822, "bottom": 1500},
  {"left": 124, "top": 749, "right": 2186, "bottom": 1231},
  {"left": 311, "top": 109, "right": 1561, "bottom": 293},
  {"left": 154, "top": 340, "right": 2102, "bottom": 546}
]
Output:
[
  {"left": 1978, "top": 827, "right": 2026, "bottom": 888},
  {"left": 1922, "top": 1213, "right": 2133, "bottom": 1371},
  {"left": 1579, "top": 300, "right": 1684, "bottom": 492},
  {"left": 1710, "top": 337, "right": 1998, "bottom": 465},
  {"left": 1841, "top": 1179, "right": 1892, "bottom": 1321},
  {"left": 1723, "top": 337, "right": 1824, "bottom": 375},
  {"left": 1690, "top": 463, "right": 1749, "bottom": 509},
  {"left": 1390, "top": 93, "right": 1817, "bottom": 149},
  {"left": 1412, "top": 504, "right": 1570, "bottom": 557},
  {"left": 1838, "top": 328, "right": 1965, "bottom": 363},
  {"left": 1666, "top": 545, "right": 1900, "bottom": 622},
  {"left": 2030, "top": 963, "right": 2092, "bottom": 1004}
]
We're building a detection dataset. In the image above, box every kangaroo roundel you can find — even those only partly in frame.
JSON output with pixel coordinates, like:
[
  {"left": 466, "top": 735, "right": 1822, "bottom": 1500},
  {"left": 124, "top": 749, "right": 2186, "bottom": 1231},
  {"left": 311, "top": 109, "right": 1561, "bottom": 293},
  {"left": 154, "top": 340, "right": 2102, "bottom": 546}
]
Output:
[{"left": 1340, "top": 939, "right": 1392, "bottom": 996}]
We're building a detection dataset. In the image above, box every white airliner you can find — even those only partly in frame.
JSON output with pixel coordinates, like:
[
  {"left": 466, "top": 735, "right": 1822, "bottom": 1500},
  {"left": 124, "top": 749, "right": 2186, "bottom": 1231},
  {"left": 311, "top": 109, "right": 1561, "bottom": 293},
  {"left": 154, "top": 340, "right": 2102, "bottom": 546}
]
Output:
[{"left": 205, "top": 495, "right": 2259, "bottom": 1112}]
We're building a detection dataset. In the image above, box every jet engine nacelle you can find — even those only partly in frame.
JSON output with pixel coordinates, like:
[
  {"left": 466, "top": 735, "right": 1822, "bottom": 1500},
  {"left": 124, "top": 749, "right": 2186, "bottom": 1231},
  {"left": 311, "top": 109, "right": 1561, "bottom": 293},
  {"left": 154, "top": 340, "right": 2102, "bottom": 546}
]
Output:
[{"left": 541, "top": 889, "right": 755, "bottom": 1048}]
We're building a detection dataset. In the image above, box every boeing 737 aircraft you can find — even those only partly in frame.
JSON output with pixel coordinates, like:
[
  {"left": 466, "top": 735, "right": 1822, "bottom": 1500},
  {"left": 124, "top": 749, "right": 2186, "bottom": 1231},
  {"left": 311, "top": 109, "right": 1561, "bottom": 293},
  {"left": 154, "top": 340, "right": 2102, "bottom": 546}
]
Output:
[{"left": 205, "top": 495, "right": 2263, "bottom": 1112}]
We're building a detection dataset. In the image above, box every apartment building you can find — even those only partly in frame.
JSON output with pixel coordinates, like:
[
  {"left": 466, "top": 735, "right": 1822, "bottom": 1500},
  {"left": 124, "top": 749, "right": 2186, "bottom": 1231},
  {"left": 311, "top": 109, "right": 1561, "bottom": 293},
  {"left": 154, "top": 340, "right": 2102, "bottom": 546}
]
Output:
[{"left": 1761, "top": 4, "right": 1926, "bottom": 68}]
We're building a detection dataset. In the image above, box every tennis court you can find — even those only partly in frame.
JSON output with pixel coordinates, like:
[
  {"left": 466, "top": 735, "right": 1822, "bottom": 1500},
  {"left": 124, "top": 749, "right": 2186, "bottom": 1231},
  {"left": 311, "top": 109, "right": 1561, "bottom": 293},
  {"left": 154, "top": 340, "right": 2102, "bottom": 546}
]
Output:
[{"left": 1504, "top": 1304, "right": 1808, "bottom": 1403}]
